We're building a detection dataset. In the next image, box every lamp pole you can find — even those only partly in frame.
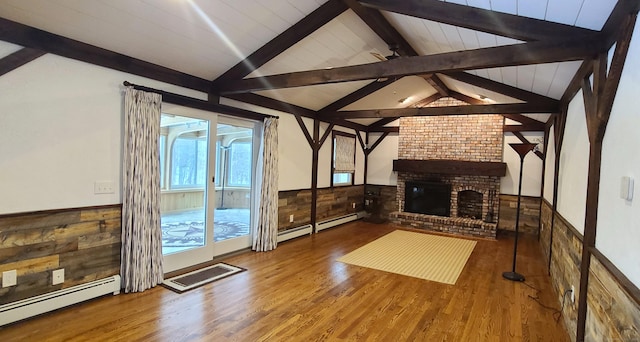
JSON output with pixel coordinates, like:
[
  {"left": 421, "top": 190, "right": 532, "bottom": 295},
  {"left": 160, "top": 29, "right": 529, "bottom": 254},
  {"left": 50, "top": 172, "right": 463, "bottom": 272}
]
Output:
[{"left": 503, "top": 143, "right": 537, "bottom": 282}]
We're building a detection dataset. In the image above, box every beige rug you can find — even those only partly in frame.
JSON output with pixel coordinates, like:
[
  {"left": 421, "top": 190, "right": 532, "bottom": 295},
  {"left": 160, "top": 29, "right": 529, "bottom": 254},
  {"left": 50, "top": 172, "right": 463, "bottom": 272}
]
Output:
[{"left": 338, "top": 230, "right": 476, "bottom": 285}]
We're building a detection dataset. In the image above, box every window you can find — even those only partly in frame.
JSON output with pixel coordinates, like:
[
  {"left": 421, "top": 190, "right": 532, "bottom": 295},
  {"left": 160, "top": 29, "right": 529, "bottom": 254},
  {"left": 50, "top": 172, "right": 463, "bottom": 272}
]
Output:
[
  {"left": 228, "top": 140, "right": 252, "bottom": 187},
  {"left": 332, "top": 131, "right": 356, "bottom": 186},
  {"left": 171, "top": 134, "right": 207, "bottom": 188}
]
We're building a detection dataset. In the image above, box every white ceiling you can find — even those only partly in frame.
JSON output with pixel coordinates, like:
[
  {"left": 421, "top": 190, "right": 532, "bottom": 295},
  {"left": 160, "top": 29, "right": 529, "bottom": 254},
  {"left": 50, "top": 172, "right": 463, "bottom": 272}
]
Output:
[{"left": 0, "top": 0, "right": 619, "bottom": 119}]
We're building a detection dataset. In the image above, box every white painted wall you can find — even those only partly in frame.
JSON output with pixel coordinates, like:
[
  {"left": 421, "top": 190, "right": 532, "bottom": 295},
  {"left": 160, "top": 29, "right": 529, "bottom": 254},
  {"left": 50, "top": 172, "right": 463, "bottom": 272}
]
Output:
[
  {"left": 556, "top": 91, "right": 590, "bottom": 233},
  {"left": 0, "top": 51, "right": 205, "bottom": 214},
  {"left": 501, "top": 132, "right": 544, "bottom": 196},
  {"left": 543, "top": 127, "right": 556, "bottom": 202},
  {"left": 367, "top": 133, "right": 398, "bottom": 186},
  {"left": 596, "top": 21, "right": 640, "bottom": 287}
]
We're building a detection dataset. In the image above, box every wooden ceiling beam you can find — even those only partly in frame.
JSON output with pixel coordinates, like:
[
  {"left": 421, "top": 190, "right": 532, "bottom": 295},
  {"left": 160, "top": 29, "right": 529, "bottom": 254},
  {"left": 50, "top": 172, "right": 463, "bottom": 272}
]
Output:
[
  {"left": 224, "top": 93, "right": 317, "bottom": 119},
  {"left": 320, "top": 78, "right": 395, "bottom": 112},
  {"left": 502, "top": 114, "right": 547, "bottom": 126},
  {"left": 601, "top": 0, "right": 640, "bottom": 49},
  {"left": 411, "top": 93, "right": 442, "bottom": 108},
  {"left": 322, "top": 102, "right": 559, "bottom": 119},
  {"left": 342, "top": 0, "right": 418, "bottom": 56},
  {"left": 421, "top": 74, "right": 449, "bottom": 96},
  {"left": 503, "top": 124, "right": 546, "bottom": 132},
  {"left": 211, "top": 0, "right": 347, "bottom": 86},
  {"left": 214, "top": 36, "right": 604, "bottom": 94},
  {"left": 0, "top": 47, "right": 46, "bottom": 77},
  {"left": 448, "top": 91, "right": 484, "bottom": 105},
  {"left": 224, "top": 93, "right": 368, "bottom": 131},
  {"left": 368, "top": 126, "right": 399, "bottom": 133},
  {"left": 358, "top": 0, "right": 597, "bottom": 42},
  {"left": 0, "top": 18, "right": 211, "bottom": 92},
  {"left": 444, "top": 71, "right": 558, "bottom": 105},
  {"left": 368, "top": 117, "right": 399, "bottom": 128}
]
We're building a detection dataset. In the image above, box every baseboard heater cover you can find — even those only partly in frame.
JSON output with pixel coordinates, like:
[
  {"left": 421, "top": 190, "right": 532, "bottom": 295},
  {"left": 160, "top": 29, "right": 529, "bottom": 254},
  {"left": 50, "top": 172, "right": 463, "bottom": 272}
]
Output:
[
  {"left": 315, "top": 212, "right": 363, "bottom": 232},
  {"left": 277, "top": 224, "right": 313, "bottom": 242},
  {"left": 0, "top": 275, "right": 121, "bottom": 326}
]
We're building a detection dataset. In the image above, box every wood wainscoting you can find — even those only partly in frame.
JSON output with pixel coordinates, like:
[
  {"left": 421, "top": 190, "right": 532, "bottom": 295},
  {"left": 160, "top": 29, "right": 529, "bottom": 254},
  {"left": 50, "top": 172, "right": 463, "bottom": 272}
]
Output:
[{"left": 0, "top": 205, "right": 121, "bottom": 305}]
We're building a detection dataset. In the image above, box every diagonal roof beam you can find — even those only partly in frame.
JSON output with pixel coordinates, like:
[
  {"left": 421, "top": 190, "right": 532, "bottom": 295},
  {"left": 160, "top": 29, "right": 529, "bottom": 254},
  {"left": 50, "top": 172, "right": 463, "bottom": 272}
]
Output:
[
  {"left": 322, "top": 102, "right": 559, "bottom": 119},
  {"left": 0, "top": 18, "right": 211, "bottom": 92},
  {"left": 328, "top": 0, "right": 450, "bottom": 112},
  {"left": 0, "top": 47, "right": 46, "bottom": 77},
  {"left": 214, "top": 36, "right": 604, "bottom": 94},
  {"left": 211, "top": 0, "right": 348, "bottom": 86},
  {"left": 320, "top": 78, "right": 395, "bottom": 112},
  {"left": 444, "top": 71, "right": 558, "bottom": 105},
  {"left": 420, "top": 74, "right": 449, "bottom": 96},
  {"left": 358, "top": 0, "right": 597, "bottom": 42},
  {"left": 343, "top": 0, "right": 417, "bottom": 56}
]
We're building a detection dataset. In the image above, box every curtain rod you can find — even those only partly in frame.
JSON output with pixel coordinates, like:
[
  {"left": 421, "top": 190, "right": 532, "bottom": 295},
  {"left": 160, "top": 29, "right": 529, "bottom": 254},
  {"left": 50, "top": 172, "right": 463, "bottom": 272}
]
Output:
[{"left": 123, "top": 81, "right": 278, "bottom": 120}]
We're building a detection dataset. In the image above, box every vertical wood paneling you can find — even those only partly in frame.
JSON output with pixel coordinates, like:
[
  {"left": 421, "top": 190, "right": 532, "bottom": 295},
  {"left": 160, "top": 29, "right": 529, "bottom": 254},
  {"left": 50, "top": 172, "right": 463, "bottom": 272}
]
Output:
[{"left": 0, "top": 205, "right": 121, "bottom": 305}]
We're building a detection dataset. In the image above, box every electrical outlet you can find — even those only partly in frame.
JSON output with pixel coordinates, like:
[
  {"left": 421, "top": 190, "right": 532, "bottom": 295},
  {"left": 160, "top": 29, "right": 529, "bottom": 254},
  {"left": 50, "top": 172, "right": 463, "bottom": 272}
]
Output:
[
  {"left": 541, "top": 223, "right": 544, "bottom": 231},
  {"left": 94, "top": 181, "right": 115, "bottom": 194},
  {"left": 289, "top": 214, "right": 294, "bottom": 223},
  {"left": 2, "top": 270, "right": 17, "bottom": 287},
  {"left": 571, "top": 285, "right": 575, "bottom": 303},
  {"left": 352, "top": 202, "right": 356, "bottom": 209},
  {"left": 52, "top": 269, "right": 65, "bottom": 285}
]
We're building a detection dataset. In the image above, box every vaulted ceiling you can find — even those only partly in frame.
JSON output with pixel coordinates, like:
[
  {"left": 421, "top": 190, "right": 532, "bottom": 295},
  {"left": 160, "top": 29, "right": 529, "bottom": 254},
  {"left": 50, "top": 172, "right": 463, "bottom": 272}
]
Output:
[{"left": 0, "top": 0, "right": 632, "bottom": 131}]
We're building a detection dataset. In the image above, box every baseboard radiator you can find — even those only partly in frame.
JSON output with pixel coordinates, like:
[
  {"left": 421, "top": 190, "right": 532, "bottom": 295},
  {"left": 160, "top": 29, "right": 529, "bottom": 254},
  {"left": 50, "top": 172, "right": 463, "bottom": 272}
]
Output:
[
  {"left": 0, "top": 275, "right": 121, "bottom": 326},
  {"left": 277, "top": 224, "right": 313, "bottom": 243},
  {"left": 315, "top": 212, "right": 363, "bottom": 232}
]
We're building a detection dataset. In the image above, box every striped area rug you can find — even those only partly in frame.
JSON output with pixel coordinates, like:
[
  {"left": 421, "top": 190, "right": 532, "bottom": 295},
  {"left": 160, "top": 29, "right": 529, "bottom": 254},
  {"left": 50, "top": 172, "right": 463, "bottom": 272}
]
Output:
[{"left": 337, "top": 230, "right": 476, "bottom": 285}]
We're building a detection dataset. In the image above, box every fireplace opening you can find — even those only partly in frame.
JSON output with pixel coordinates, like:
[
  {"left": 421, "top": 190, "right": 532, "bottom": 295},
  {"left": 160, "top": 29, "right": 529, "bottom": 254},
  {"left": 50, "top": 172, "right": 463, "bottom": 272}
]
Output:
[
  {"left": 404, "top": 181, "right": 451, "bottom": 217},
  {"left": 457, "top": 190, "right": 483, "bottom": 219}
]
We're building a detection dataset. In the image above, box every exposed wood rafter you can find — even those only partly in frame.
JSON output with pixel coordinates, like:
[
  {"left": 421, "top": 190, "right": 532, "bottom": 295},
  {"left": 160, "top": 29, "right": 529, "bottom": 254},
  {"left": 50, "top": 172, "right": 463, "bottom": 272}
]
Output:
[
  {"left": 575, "top": 13, "right": 637, "bottom": 342},
  {"left": 0, "top": 47, "right": 46, "bottom": 77},
  {"left": 320, "top": 78, "right": 395, "bottom": 112},
  {"left": 444, "top": 71, "right": 559, "bottom": 105},
  {"left": 0, "top": 18, "right": 211, "bottom": 92},
  {"left": 213, "top": 36, "right": 604, "bottom": 94},
  {"left": 211, "top": 0, "right": 348, "bottom": 86},
  {"left": 358, "top": 0, "right": 597, "bottom": 42},
  {"left": 321, "top": 102, "right": 559, "bottom": 119}
]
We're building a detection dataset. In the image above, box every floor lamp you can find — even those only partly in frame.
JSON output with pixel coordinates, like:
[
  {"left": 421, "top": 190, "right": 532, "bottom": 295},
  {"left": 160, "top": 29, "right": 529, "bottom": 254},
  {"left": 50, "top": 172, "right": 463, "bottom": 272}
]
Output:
[{"left": 502, "top": 143, "right": 538, "bottom": 282}]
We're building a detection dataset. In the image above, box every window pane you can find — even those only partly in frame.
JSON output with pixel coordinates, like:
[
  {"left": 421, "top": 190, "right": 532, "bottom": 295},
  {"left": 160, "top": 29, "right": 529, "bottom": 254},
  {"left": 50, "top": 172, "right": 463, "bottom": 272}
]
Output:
[
  {"left": 333, "top": 172, "right": 352, "bottom": 185},
  {"left": 171, "top": 136, "right": 207, "bottom": 188},
  {"left": 228, "top": 141, "right": 251, "bottom": 187},
  {"left": 196, "top": 138, "right": 207, "bottom": 185}
]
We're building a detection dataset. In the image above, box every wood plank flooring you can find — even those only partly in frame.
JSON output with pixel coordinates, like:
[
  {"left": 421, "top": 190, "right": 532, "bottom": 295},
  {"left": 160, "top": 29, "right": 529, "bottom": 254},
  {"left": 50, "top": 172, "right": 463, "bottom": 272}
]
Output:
[{"left": 0, "top": 222, "right": 570, "bottom": 341}]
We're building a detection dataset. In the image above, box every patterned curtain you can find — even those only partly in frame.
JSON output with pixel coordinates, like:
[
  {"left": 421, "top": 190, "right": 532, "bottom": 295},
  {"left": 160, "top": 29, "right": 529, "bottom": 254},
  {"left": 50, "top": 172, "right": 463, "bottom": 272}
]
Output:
[
  {"left": 334, "top": 134, "right": 355, "bottom": 172},
  {"left": 121, "top": 87, "right": 164, "bottom": 292},
  {"left": 252, "top": 117, "right": 279, "bottom": 252}
]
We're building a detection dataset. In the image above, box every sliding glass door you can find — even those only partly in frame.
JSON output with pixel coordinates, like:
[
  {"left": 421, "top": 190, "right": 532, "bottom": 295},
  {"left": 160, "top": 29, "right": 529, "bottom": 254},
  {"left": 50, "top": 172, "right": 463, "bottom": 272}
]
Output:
[
  {"left": 211, "top": 117, "right": 256, "bottom": 255},
  {"left": 159, "top": 107, "right": 258, "bottom": 273}
]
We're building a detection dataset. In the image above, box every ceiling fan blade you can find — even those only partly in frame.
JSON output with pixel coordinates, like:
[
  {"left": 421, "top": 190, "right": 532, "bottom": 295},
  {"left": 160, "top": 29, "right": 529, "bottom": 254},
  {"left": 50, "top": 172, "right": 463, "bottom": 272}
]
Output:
[{"left": 370, "top": 52, "right": 387, "bottom": 62}]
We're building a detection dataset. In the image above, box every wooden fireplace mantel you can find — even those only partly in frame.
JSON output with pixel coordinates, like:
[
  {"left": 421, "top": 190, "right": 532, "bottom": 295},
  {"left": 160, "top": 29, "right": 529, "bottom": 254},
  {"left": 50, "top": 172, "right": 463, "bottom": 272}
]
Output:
[{"left": 393, "top": 159, "right": 507, "bottom": 177}]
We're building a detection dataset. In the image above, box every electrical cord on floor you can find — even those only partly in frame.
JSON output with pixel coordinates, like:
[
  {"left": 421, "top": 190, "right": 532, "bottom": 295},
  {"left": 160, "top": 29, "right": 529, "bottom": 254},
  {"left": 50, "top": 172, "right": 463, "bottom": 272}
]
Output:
[{"left": 523, "top": 281, "right": 571, "bottom": 322}]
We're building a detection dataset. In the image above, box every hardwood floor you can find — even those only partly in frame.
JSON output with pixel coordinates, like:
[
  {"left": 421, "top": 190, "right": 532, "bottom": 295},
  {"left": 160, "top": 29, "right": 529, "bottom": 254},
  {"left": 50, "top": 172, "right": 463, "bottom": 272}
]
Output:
[{"left": 0, "top": 222, "right": 569, "bottom": 341}]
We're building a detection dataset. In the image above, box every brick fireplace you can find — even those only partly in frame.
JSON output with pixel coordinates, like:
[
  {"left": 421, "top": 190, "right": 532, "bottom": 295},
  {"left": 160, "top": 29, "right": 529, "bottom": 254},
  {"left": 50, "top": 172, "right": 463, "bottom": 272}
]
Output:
[{"left": 390, "top": 97, "right": 505, "bottom": 239}]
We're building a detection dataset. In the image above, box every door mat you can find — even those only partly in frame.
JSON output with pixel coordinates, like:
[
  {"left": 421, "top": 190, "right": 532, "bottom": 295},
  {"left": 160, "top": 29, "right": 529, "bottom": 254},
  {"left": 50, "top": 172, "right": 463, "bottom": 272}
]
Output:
[{"left": 162, "top": 263, "right": 245, "bottom": 293}]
